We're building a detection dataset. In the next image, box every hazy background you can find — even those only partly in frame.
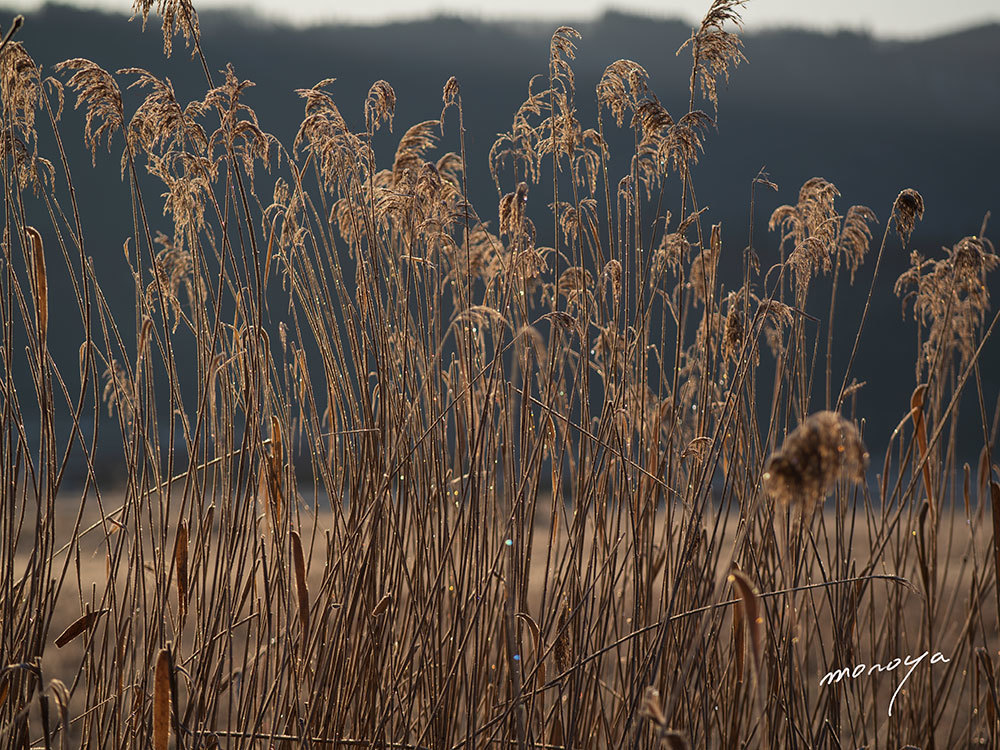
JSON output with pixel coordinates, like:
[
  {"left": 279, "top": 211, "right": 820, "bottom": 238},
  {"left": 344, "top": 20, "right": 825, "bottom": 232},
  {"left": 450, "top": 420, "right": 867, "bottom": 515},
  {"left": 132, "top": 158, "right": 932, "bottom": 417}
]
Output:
[
  {"left": 9, "top": 0, "right": 1000, "bottom": 35},
  {"left": 4, "top": 2, "right": 999, "bottom": 479}
]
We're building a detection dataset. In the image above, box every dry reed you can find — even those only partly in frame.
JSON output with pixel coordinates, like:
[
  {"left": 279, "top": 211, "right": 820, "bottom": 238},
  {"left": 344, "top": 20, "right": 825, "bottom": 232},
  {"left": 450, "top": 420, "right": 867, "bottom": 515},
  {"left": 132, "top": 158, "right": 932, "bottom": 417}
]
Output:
[{"left": 1, "top": 0, "right": 997, "bottom": 747}]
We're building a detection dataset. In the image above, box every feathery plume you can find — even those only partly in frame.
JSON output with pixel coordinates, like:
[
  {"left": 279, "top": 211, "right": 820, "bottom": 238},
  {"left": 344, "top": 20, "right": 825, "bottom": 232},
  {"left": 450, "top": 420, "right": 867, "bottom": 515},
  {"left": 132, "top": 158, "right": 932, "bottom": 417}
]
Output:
[
  {"left": 892, "top": 188, "right": 925, "bottom": 244},
  {"left": 763, "top": 411, "right": 868, "bottom": 513}
]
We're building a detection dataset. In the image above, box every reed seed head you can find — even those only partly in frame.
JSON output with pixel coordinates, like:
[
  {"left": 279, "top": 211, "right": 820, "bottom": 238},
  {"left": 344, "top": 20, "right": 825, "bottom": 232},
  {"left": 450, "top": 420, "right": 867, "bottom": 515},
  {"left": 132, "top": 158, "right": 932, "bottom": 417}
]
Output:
[
  {"left": 763, "top": 411, "right": 868, "bottom": 513},
  {"left": 892, "top": 188, "right": 925, "bottom": 244}
]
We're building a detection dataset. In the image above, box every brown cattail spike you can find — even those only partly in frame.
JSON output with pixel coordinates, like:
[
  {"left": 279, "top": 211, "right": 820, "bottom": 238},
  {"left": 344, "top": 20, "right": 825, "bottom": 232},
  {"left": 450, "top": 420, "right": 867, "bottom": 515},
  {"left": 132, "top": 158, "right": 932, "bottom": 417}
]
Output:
[
  {"left": 553, "top": 597, "right": 572, "bottom": 674},
  {"left": 265, "top": 416, "right": 284, "bottom": 522},
  {"left": 729, "top": 569, "right": 762, "bottom": 676},
  {"left": 175, "top": 521, "right": 188, "bottom": 626},
  {"left": 153, "top": 648, "right": 171, "bottom": 750},
  {"left": 25, "top": 226, "right": 46, "bottom": 347},
  {"left": 290, "top": 530, "right": 310, "bottom": 641}
]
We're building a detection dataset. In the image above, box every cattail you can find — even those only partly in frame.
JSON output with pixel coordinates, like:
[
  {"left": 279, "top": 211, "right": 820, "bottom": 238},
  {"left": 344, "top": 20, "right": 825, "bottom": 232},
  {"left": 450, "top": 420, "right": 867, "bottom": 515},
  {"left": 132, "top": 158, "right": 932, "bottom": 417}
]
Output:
[
  {"left": 892, "top": 188, "right": 925, "bottom": 244},
  {"left": 263, "top": 416, "right": 284, "bottom": 523},
  {"left": 153, "top": 648, "right": 171, "bottom": 750},
  {"left": 728, "top": 569, "right": 762, "bottom": 675},
  {"left": 553, "top": 598, "right": 571, "bottom": 674},
  {"left": 174, "top": 521, "right": 188, "bottom": 626},
  {"left": 25, "top": 226, "right": 46, "bottom": 347},
  {"left": 762, "top": 410, "right": 868, "bottom": 513},
  {"left": 290, "top": 530, "right": 310, "bottom": 640}
]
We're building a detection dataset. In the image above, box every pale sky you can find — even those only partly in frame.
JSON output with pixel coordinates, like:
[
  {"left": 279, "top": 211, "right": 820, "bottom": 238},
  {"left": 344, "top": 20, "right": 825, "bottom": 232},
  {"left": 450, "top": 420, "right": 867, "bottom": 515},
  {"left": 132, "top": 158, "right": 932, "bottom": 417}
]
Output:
[{"left": 15, "top": 0, "right": 1000, "bottom": 38}]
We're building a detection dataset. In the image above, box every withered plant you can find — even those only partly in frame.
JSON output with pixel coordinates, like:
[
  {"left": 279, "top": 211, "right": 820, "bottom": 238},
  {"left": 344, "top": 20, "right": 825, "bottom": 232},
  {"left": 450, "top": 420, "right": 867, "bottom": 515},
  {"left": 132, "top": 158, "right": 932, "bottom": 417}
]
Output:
[{"left": 1, "top": 1, "right": 998, "bottom": 747}]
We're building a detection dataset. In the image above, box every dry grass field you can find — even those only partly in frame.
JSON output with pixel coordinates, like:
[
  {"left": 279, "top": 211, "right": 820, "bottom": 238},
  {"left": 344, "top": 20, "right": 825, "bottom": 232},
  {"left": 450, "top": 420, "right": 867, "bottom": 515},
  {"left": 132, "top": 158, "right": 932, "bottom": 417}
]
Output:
[{"left": 1, "top": 0, "right": 999, "bottom": 747}]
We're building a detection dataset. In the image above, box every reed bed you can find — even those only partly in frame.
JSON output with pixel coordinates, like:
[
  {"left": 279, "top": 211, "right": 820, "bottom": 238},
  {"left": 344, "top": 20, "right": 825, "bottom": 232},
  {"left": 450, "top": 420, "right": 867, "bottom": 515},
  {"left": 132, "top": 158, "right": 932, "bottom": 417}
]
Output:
[{"left": 1, "top": 0, "right": 998, "bottom": 747}]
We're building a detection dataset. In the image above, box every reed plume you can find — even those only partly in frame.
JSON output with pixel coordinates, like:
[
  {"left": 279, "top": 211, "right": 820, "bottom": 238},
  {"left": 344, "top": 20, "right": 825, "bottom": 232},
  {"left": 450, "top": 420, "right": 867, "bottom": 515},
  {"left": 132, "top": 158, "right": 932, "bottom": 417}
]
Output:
[{"left": 763, "top": 410, "right": 868, "bottom": 513}]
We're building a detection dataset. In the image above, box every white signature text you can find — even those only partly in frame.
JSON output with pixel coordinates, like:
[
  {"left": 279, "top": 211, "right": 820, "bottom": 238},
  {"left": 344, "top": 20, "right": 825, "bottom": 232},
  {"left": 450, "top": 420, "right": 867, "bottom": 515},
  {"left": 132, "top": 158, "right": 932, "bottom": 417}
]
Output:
[{"left": 819, "top": 650, "right": 950, "bottom": 716}]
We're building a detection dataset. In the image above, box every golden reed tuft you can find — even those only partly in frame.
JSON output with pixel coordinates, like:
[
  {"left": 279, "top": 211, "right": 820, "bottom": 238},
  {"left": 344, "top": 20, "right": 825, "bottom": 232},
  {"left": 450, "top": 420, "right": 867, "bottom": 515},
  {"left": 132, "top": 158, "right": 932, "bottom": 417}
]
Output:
[
  {"left": 762, "top": 410, "right": 868, "bottom": 512},
  {"left": 892, "top": 188, "right": 925, "bottom": 244}
]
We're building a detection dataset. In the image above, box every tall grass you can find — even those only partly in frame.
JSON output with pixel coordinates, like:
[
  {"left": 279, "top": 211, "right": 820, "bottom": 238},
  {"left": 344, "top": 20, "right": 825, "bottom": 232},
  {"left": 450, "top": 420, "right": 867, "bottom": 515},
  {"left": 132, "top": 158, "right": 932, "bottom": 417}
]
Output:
[{"left": 1, "top": 0, "right": 998, "bottom": 747}]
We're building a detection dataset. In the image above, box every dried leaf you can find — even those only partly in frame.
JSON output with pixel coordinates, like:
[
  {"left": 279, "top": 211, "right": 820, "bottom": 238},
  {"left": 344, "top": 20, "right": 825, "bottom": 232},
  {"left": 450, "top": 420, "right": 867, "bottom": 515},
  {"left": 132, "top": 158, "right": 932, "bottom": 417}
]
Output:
[
  {"left": 290, "top": 530, "right": 310, "bottom": 640},
  {"left": 55, "top": 609, "right": 108, "bottom": 648}
]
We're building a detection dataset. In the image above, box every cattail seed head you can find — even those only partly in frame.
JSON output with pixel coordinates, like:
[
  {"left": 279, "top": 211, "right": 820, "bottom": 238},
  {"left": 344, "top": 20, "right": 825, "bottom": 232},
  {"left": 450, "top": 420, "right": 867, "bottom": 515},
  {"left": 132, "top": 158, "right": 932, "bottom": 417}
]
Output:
[{"left": 153, "top": 648, "right": 171, "bottom": 750}]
